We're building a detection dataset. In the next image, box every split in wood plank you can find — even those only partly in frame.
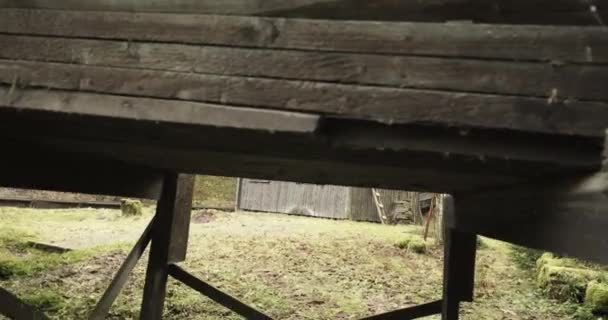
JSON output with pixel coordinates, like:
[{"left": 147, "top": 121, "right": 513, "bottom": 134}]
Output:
[{"left": 1, "top": 9, "right": 607, "bottom": 63}]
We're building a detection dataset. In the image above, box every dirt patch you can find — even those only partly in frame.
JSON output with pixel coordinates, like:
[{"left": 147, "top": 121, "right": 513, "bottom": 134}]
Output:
[{"left": 191, "top": 210, "right": 217, "bottom": 224}]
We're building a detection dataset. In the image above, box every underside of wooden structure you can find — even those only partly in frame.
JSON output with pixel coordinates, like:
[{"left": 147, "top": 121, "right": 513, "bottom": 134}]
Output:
[{"left": 0, "top": 1, "right": 607, "bottom": 319}]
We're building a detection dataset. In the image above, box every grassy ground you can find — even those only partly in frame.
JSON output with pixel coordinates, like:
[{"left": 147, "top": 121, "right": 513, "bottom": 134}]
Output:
[
  {"left": 0, "top": 207, "right": 580, "bottom": 319},
  {"left": 192, "top": 176, "right": 236, "bottom": 208}
]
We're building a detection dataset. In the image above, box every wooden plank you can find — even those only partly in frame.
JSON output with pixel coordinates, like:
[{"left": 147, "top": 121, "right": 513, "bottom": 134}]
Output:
[
  {"left": 454, "top": 170, "right": 608, "bottom": 265},
  {"left": 359, "top": 300, "right": 442, "bottom": 320},
  {"left": 167, "top": 174, "right": 195, "bottom": 264},
  {"left": 3, "top": 63, "right": 608, "bottom": 139},
  {"left": 0, "top": 86, "right": 320, "bottom": 134},
  {"left": 168, "top": 264, "right": 273, "bottom": 320},
  {"left": 442, "top": 196, "right": 477, "bottom": 320},
  {"left": 90, "top": 218, "right": 154, "bottom": 320},
  {"left": 3, "top": 35, "right": 608, "bottom": 103},
  {"left": 0, "top": 0, "right": 604, "bottom": 24},
  {"left": 26, "top": 241, "right": 72, "bottom": 253},
  {"left": 1, "top": 9, "right": 608, "bottom": 63},
  {"left": 0, "top": 286, "right": 49, "bottom": 320},
  {"left": 0, "top": 138, "right": 163, "bottom": 200},
  {"left": 140, "top": 173, "right": 183, "bottom": 320}
]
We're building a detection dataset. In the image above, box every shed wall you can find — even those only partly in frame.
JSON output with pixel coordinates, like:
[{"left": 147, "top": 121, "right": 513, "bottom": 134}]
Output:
[
  {"left": 238, "top": 179, "right": 350, "bottom": 219},
  {"left": 349, "top": 188, "right": 412, "bottom": 222}
]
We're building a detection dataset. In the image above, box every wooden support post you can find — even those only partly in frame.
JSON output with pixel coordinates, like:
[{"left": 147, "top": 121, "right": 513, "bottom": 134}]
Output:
[
  {"left": 442, "top": 195, "right": 477, "bottom": 320},
  {"left": 140, "top": 173, "right": 194, "bottom": 320},
  {"left": 168, "top": 175, "right": 195, "bottom": 263}
]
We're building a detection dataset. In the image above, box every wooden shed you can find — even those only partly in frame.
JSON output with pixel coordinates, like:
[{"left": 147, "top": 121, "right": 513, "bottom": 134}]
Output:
[{"left": 236, "top": 178, "right": 415, "bottom": 222}]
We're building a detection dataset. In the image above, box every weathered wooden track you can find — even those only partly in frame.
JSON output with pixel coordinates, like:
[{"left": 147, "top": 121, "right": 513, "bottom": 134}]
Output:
[{"left": 0, "top": 1, "right": 607, "bottom": 319}]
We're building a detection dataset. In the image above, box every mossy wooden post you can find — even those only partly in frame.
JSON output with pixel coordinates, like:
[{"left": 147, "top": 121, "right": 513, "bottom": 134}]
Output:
[{"left": 140, "top": 173, "right": 194, "bottom": 320}]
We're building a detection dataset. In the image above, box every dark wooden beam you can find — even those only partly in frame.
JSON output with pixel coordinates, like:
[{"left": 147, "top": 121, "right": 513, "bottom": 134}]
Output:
[
  {"left": 358, "top": 300, "right": 442, "bottom": 320},
  {"left": 0, "top": 138, "right": 163, "bottom": 200},
  {"left": 2, "top": 61, "right": 608, "bottom": 135},
  {"left": 0, "top": 0, "right": 605, "bottom": 25},
  {"left": 0, "top": 105, "right": 602, "bottom": 193},
  {"left": 168, "top": 264, "right": 273, "bottom": 320},
  {"left": 1, "top": 9, "right": 607, "bottom": 63},
  {"left": 140, "top": 173, "right": 193, "bottom": 320},
  {"left": 455, "top": 170, "right": 608, "bottom": 265},
  {"left": 89, "top": 218, "right": 154, "bottom": 320},
  {"left": 0, "top": 286, "right": 49, "bottom": 320}
]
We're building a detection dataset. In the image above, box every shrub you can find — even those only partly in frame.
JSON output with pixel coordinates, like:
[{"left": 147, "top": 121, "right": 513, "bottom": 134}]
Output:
[{"left": 120, "top": 199, "right": 143, "bottom": 216}]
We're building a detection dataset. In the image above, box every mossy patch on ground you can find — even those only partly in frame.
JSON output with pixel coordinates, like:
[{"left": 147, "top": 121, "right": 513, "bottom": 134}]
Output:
[
  {"left": 536, "top": 253, "right": 581, "bottom": 272},
  {"left": 537, "top": 265, "right": 602, "bottom": 302},
  {"left": 395, "top": 234, "right": 428, "bottom": 254},
  {"left": 585, "top": 280, "right": 608, "bottom": 315},
  {"left": 21, "top": 288, "right": 66, "bottom": 313}
]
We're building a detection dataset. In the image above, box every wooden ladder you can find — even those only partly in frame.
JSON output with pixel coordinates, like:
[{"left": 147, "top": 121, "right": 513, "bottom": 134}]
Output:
[{"left": 371, "top": 188, "right": 388, "bottom": 224}]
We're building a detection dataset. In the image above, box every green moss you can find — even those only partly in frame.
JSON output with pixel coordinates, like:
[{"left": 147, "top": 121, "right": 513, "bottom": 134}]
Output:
[
  {"left": 537, "top": 265, "right": 603, "bottom": 302},
  {"left": 395, "top": 235, "right": 427, "bottom": 254},
  {"left": 510, "top": 245, "right": 543, "bottom": 270},
  {"left": 120, "top": 199, "right": 143, "bottom": 216},
  {"left": 536, "top": 253, "right": 581, "bottom": 272},
  {"left": 585, "top": 280, "right": 608, "bottom": 314},
  {"left": 21, "top": 288, "right": 66, "bottom": 312}
]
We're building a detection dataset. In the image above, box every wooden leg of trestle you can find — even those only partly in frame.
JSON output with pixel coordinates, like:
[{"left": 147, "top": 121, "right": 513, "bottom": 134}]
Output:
[
  {"left": 140, "top": 173, "right": 194, "bottom": 320},
  {"left": 441, "top": 196, "right": 477, "bottom": 320}
]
